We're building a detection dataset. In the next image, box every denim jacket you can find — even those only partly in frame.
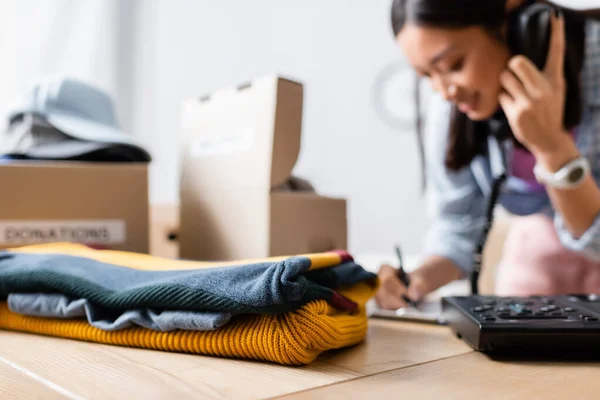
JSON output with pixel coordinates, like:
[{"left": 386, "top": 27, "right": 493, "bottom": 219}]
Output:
[{"left": 422, "top": 20, "right": 600, "bottom": 275}]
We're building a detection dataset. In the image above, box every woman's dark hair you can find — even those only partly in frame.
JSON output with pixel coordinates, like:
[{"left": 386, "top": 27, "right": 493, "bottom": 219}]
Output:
[{"left": 391, "top": 0, "right": 586, "bottom": 172}]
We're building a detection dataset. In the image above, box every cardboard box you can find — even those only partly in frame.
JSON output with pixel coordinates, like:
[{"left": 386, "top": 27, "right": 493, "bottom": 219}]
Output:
[
  {"left": 150, "top": 203, "right": 179, "bottom": 258},
  {"left": 179, "top": 75, "right": 347, "bottom": 260},
  {"left": 0, "top": 162, "right": 149, "bottom": 252}
]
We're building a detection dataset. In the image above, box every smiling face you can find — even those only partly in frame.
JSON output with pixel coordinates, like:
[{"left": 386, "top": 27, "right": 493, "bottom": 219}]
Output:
[{"left": 397, "top": 23, "right": 511, "bottom": 121}]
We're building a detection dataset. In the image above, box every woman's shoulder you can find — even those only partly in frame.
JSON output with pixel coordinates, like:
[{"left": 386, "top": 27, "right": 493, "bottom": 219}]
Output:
[
  {"left": 423, "top": 93, "right": 452, "bottom": 166},
  {"left": 582, "top": 20, "right": 600, "bottom": 106}
]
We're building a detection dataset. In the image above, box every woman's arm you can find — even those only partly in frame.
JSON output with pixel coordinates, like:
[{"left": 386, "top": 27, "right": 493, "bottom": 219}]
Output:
[
  {"left": 499, "top": 13, "right": 600, "bottom": 241},
  {"left": 375, "top": 95, "right": 484, "bottom": 308},
  {"left": 535, "top": 137, "right": 600, "bottom": 239}
]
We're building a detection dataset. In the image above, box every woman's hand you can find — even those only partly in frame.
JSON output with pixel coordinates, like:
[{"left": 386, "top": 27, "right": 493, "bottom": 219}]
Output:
[
  {"left": 375, "top": 264, "right": 429, "bottom": 309},
  {"left": 374, "top": 257, "right": 463, "bottom": 310},
  {"left": 498, "top": 11, "right": 569, "bottom": 159}
]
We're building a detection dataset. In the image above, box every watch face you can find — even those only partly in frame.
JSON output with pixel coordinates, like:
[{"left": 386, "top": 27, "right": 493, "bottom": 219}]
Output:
[{"left": 568, "top": 166, "right": 585, "bottom": 183}]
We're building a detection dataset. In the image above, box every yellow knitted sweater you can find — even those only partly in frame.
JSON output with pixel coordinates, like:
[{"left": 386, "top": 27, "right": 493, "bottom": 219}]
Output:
[{"left": 0, "top": 243, "right": 378, "bottom": 365}]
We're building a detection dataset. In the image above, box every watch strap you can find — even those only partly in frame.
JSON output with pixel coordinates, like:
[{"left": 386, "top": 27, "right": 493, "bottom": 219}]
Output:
[{"left": 533, "top": 156, "right": 590, "bottom": 189}]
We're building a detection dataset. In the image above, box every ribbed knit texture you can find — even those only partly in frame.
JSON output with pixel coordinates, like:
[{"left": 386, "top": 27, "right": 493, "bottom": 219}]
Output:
[
  {"left": 0, "top": 281, "right": 375, "bottom": 365},
  {"left": 0, "top": 269, "right": 331, "bottom": 315},
  {"left": 0, "top": 243, "right": 376, "bottom": 315}
]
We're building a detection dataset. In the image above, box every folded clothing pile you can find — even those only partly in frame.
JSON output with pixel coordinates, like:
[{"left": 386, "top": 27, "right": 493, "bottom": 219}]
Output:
[{"left": 0, "top": 243, "right": 378, "bottom": 365}]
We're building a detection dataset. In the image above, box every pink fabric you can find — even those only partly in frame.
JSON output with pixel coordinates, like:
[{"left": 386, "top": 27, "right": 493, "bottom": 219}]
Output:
[
  {"left": 509, "top": 130, "right": 576, "bottom": 193},
  {"left": 495, "top": 215, "right": 600, "bottom": 296},
  {"left": 510, "top": 146, "right": 539, "bottom": 182}
]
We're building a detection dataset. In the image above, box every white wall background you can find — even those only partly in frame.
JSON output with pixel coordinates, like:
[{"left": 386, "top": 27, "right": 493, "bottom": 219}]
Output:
[
  {"left": 0, "top": 0, "right": 127, "bottom": 124},
  {"left": 0, "top": 0, "right": 433, "bottom": 256},
  {"left": 134, "top": 0, "right": 432, "bottom": 256}
]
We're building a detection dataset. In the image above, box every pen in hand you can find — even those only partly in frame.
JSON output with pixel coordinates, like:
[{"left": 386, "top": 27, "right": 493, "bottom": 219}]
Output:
[{"left": 395, "top": 245, "right": 416, "bottom": 307}]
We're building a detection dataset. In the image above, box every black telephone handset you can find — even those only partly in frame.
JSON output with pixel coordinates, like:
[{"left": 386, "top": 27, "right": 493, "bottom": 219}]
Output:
[
  {"left": 508, "top": 3, "right": 554, "bottom": 71},
  {"left": 488, "top": 2, "right": 555, "bottom": 142}
]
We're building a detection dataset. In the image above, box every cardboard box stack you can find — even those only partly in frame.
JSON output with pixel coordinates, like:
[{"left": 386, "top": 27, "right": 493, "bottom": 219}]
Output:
[{"left": 179, "top": 75, "right": 347, "bottom": 260}]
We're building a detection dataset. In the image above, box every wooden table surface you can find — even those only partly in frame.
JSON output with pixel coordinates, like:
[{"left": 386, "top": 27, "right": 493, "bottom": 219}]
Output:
[{"left": 2, "top": 317, "right": 599, "bottom": 399}]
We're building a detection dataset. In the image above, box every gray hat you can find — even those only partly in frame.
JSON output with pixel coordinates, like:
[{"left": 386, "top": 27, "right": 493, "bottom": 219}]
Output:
[{"left": 2, "top": 77, "right": 151, "bottom": 162}]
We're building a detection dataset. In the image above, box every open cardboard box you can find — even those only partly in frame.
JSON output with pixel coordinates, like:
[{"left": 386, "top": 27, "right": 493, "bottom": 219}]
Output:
[
  {"left": 150, "top": 203, "right": 179, "bottom": 259},
  {"left": 179, "top": 75, "right": 347, "bottom": 261}
]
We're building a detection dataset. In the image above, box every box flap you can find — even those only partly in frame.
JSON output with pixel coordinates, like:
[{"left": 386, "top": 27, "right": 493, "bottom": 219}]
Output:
[{"left": 181, "top": 75, "right": 303, "bottom": 191}]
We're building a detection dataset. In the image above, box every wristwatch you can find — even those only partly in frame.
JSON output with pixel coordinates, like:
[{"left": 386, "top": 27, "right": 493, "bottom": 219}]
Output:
[{"left": 533, "top": 156, "right": 591, "bottom": 189}]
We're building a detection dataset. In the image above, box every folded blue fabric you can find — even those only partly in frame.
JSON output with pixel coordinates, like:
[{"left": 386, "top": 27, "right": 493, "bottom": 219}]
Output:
[
  {"left": 0, "top": 251, "right": 377, "bottom": 316},
  {"left": 8, "top": 293, "right": 230, "bottom": 332}
]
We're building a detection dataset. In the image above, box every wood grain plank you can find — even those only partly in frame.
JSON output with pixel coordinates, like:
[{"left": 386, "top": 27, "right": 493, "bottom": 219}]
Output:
[
  {"left": 284, "top": 351, "right": 600, "bottom": 400},
  {"left": 0, "top": 358, "right": 69, "bottom": 400},
  {"left": 0, "top": 331, "right": 352, "bottom": 400},
  {"left": 313, "top": 318, "right": 472, "bottom": 375},
  {"left": 0, "top": 318, "right": 470, "bottom": 399}
]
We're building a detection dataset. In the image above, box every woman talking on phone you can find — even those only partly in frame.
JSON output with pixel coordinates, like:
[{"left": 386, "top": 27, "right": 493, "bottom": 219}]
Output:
[{"left": 376, "top": 0, "right": 600, "bottom": 309}]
